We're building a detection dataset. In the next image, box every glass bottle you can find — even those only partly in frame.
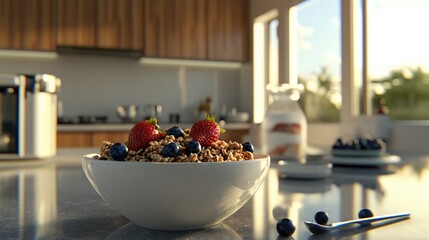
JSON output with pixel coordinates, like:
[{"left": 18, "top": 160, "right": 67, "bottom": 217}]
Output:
[{"left": 261, "top": 84, "right": 307, "bottom": 160}]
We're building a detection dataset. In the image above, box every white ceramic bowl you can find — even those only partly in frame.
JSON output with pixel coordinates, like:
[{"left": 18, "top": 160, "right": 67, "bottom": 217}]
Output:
[
  {"left": 227, "top": 112, "right": 250, "bottom": 123},
  {"left": 82, "top": 154, "right": 270, "bottom": 230}
]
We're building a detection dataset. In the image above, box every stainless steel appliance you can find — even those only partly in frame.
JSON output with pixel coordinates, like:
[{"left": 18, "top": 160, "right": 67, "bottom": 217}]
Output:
[{"left": 0, "top": 74, "right": 61, "bottom": 159}]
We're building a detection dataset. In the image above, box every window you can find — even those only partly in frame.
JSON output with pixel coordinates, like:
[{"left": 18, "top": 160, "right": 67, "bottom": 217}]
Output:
[
  {"left": 252, "top": 0, "right": 429, "bottom": 151},
  {"left": 252, "top": 9, "right": 279, "bottom": 123},
  {"left": 365, "top": 0, "right": 429, "bottom": 120},
  {"left": 288, "top": 0, "right": 429, "bottom": 121},
  {"left": 253, "top": 1, "right": 429, "bottom": 123},
  {"left": 268, "top": 19, "right": 279, "bottom": 87},
  {"left": 290, "top": 0, "right": 341, "bottom": 122}
]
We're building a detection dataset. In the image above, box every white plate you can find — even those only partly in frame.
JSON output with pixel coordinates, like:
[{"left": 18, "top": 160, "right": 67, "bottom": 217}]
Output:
[
  {"left": 328, "top": 154, "right": 401, "bottom": 166},
  {"left": 275, "top": 160, "right": 332, "bottom": 179},
  {"left": 331, "top": 149, "right": 386, "bottom": 157},
  {"left": 269, "top": 147, "right": 329, "bottom": 161}
]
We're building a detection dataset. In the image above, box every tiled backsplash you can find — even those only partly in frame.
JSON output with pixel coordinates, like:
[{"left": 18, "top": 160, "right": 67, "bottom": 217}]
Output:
[{"left": 0, "top": 53, "right": 252, "bottom": 123}]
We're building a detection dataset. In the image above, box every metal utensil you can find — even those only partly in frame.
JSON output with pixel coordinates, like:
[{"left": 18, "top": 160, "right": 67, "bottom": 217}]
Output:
[
  {"left": 304, "top": 212, "right": 410, "bottom": 234},
  {"left": 117, "top": 105, "right": 138, "bottom": 122},
  {"left": 143, "top": 104, "right": 162, "bottom": 120}
]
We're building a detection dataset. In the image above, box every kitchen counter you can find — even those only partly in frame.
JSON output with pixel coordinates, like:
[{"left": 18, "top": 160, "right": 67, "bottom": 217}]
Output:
[
  {"left": 1, "top": 149, "right": 429, "bottom": 239},
  {"left": 57, "top": 122, "right": 251, "bottom": 132},
  {"left": 56, "top": 123, "right": 252, "bottom": 148}
]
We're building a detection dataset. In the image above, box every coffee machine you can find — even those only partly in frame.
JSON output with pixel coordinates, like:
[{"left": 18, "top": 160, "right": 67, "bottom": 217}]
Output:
[{"left": 0, "top": 74, "right": 61, "bottom": 159}]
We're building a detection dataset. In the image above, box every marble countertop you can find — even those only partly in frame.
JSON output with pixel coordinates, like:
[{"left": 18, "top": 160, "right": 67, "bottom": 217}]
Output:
[
  {"left": 1, "top": 149, "right": 429, "bottom": 239},
  {"left": 58, "top": 122, "right": 251, "bottom": 132}
]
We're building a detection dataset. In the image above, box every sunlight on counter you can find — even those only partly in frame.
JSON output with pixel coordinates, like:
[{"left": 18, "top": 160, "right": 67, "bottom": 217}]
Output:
[{"left": 1, "top": 163, "right": 57, "bottom": 239}]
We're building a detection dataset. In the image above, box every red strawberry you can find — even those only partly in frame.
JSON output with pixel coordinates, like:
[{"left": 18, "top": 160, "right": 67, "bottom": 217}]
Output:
[
  {"left": 190, "top": 115, "right": 225, "bottom": 147},
  {"left": 158, "top": 130, "right": 166, "bottom": 139},
  {"left": 127, "top": 118, "right": 160, "bottom": 151}
]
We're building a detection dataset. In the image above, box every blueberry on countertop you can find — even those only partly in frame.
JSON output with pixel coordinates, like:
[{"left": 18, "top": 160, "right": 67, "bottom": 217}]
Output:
[
  {"left": 314, "top": 211, "right": 329, "bottom": 225},
  {"left": 242, "top": 142, "right": 254, "bottom": 153},
  {"left": 185, "top": 140, "right": 201, "bottom": 156},
  {"left": 358, "top": 208, "right": 374, "bottom": 219},
  {"left": 109, "top": 143, "right": 128, "bottom": 161},
  {"left": 276, "top": 218, "right": 296, "bottom": 237},
  {"left": 162, "top": 142, "right": 180, "bottom": 157},
  {"left": 166, "top": 126, "right": 185, "bottom": 139}
]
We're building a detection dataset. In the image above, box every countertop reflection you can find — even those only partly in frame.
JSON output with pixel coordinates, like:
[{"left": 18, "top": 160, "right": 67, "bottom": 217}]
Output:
[{"left": 1, "top": 149, "right": 429, "bottom": 239}]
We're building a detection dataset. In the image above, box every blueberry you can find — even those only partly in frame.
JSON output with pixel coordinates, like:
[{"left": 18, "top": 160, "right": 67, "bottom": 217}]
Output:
[
  {"left": 368, "top": 139, "right": 381, "bottom": 150},
  {"left": 166, "top": 126, "right": 185, "bottom": 139},
  {"left": 351, "top": 139, "right": 361, "bottom": 150},
  {"left": 332, "top": 138, "right": 345, "bottom": 149},
  {"left": 358, "top": 208, "right": 374, "bottom": 219},
  {"left": 358, "top": 208, "right": 374, "bottom": 226},
  {"left": 359, "top": 137, "right": 369, "bottom": 150},
  {"left": 340, "top": 140, "right": 350, "bottom": 149},
  {"left": 242, "top": 142, "right": 254, "bottom": 152},
  {"left": 276, "top": 218, "right": 296, "bottom": 237},
  {"left": 109, "top": 143, "right": 128, "bottom": 161},
  {"left": 162, "top": 142, "right": 180, "bottom": 157},
  {"left": 314, "top": 211, "right": 329, "bottom": 225},
  {"left": 185, "top": 141, "right": 201, "bottom": 156},
  {"left": 367, "top": 138, "right": 385, "bottom": 150}
]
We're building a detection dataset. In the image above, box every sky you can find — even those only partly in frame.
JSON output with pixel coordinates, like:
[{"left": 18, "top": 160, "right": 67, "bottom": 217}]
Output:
[
  {"left": 295, "top": 0, "right": 429, "bottom": 80},
  {"left": 296, "top": 0, "right": 341, "bottom": 80},
  {"left": 366, "top": 0, "right": 429, "bottom": 78}
]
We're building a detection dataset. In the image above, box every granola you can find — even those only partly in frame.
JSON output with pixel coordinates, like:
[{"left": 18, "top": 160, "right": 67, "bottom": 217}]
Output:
[{"left": 93, "top": 128, "right": 254, "bottom": 162}]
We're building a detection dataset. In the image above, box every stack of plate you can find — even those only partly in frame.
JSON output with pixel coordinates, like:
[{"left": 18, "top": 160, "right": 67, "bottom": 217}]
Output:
[
  {"left": 327, "top": 149, "right": 401, "bottom": 167},
  {"left": 273, "top": 157, "right": 332, "bottom": 179}
]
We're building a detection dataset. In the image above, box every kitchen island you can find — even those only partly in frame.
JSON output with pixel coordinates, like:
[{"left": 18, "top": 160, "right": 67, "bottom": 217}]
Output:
[{"left": 1, "top": 148, "right": 429, "bottom": 239}]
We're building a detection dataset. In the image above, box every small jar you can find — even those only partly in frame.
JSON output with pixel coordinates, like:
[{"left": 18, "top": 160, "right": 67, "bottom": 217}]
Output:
[{"left": 261, "top": 84, "right": 307, "bottom": 160}]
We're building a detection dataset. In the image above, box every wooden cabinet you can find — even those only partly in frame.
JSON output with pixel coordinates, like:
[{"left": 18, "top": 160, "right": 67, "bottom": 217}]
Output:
[
  {"left": 208, "top": 0, "right": 249, "bottom": 62},
  {"left": 57, "top": 131, "right": 129, "bottom": 148},
  {"left": 219, "top": 129, "right": 249, "bottom": 143},
  {"left": 144, "top": 0, "right": 249, "bottom": 61},
  {"left": 57, "top": 0, "right": 144, "bottom": 50},
  {"left": 91, "top": 132, "right": 129, "bottom": 146},
  {"left": 57, "top": 132, "right": 93, "bottom": 148},
  {"left": 144, "top": 0, "right": 207, "bottom": 59},
  {"left": 96, "top": 0, "right": 144, "bottom": 50},
  {"left": 57, "top": 128, "right": 249, "bottom": 148},
  {"left": 56, "top": 0, "right": 97, "bottom": 47},
  {"left": 1, "top": 0, "right": 248, "bottom": 61},
  {"left": 0, "top": 0, "right": 56, "bottom": 51}
]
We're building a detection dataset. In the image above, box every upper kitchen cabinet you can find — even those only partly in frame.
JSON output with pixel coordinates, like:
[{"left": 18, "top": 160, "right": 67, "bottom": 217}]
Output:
[
  {"left": 57, "top": 0, "right": 96, "bottom": 47},
  {"left": 144, "top": 0, "right": 207, "bottom": 59},
  {"left": 208, "top": 0, "right": 249, "bottom": 62},
  {"left": 0, "top": 0, "right": 56, "bottom": 51},
  {"left": 96, "top": 0, "right": 144, "bottom": 50},
  {"left": 57, "top": 0, "right": 144, "bottom": 51}
]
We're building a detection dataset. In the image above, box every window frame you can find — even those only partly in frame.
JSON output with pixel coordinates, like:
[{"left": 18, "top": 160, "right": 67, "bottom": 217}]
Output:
[{"left": 286, "top": 0, "right": 357, "bottom": 123}]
